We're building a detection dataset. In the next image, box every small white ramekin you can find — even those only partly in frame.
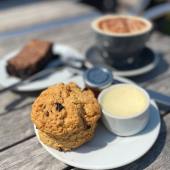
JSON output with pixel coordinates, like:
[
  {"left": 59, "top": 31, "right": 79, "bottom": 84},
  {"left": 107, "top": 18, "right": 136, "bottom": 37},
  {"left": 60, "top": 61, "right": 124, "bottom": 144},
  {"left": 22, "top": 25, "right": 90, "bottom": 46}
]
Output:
[{"left": 98, "top": 84, "right": 150, "bottom": 136}]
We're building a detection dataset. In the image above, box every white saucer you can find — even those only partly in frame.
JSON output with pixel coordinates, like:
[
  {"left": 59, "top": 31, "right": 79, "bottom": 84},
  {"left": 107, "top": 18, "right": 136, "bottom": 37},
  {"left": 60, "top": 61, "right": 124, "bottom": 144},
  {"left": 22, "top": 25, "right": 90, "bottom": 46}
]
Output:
[
  {"left": 0, "top": 44, "right": 85, "bottom": 91},
  {"left": 34, "top": 76, "right": 160, "bottom": 170},
  {"left": 86, "top": 46, "right": 159, "bottom": 77}
]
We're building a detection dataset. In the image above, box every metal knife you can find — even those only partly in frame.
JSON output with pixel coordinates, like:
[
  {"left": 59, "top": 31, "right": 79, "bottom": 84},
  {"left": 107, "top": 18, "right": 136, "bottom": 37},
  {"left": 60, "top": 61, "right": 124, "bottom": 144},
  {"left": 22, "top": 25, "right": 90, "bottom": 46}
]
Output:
[
  {"left": 0, "top": 57, "right": 84, "bottom": 94},
  {"left": 146, "top": 89, "right": 170, "bottom": 110}
]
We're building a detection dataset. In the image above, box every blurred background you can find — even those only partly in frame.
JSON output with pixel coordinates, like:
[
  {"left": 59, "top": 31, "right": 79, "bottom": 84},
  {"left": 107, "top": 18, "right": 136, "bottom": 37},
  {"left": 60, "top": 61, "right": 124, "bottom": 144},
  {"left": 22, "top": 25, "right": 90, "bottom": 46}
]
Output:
[{"left": 0, "top": 0, "right": 170, "bottom": 37}]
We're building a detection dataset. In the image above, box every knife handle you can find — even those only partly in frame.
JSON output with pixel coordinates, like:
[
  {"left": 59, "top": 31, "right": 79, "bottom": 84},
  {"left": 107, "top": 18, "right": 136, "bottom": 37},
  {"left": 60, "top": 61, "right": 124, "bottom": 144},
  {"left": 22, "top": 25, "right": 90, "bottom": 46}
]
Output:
[{"left": 147, "top": 89, "right": 170, "bottom": 110}]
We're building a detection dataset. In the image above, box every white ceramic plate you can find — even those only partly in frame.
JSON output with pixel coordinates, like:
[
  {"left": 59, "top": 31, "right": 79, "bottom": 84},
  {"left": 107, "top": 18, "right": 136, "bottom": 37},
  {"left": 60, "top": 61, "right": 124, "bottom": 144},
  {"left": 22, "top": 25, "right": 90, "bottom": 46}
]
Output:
[
  {"left": 34, "top": 76, "right": 160, "bottom": 170},
  {"left": 0, "top": 44, "right": 85, "bottom": 91}
]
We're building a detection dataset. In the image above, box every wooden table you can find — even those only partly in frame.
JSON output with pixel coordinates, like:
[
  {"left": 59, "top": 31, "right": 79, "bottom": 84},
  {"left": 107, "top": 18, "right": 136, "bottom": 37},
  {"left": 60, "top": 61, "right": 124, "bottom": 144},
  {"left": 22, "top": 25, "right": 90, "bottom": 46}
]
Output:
[{"left": 0, "top": 1, "right": 170, "bottom": 169}]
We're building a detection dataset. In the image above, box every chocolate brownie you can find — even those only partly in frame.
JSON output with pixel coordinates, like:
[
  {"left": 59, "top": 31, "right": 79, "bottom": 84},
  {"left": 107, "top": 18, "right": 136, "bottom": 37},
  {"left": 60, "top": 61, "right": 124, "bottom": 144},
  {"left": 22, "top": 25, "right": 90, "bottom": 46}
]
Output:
[{"left": 6, "top": 39, "right": 53, "bottom": 78}]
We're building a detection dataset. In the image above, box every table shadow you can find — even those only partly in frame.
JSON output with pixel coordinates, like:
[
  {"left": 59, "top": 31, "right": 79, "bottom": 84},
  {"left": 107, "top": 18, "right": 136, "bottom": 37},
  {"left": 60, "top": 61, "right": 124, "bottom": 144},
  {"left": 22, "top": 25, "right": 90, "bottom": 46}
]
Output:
[{"left": 0, "top": 90, "right": 41, "bottom": 116}]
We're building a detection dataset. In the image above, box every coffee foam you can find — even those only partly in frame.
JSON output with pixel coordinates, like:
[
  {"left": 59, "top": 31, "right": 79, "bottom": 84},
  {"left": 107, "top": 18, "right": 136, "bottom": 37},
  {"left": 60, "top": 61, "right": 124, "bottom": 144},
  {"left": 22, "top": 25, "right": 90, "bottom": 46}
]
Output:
[{"left": 92, "top": 15, "right": 153, "bottom": 37}]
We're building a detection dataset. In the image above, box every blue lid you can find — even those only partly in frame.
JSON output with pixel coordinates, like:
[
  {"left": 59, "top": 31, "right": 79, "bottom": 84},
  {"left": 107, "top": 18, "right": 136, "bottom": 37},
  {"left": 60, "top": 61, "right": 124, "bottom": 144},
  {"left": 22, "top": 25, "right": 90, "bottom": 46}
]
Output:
[{"left": 84, "top": 67, "right": 113, "bottom": 89}]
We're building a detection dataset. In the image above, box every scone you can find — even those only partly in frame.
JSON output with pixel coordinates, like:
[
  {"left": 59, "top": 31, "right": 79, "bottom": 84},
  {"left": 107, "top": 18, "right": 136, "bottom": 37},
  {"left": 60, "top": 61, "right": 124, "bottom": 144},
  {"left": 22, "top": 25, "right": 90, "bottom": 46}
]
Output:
[{"left": 31, "top": 82, "right": 101, "bottom": 151}]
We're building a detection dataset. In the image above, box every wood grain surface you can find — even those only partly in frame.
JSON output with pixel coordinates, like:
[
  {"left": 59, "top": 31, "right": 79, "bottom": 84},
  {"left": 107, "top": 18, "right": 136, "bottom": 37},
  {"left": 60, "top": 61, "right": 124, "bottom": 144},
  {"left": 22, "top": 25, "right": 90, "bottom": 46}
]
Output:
[
  {"left": 0, "top": 138, "right": 67, "bottom": 170},
  {"left": 0, "top": 0, "right": 94, "bottom": 32},
  {"left": 0, "top": 0, "right": 170, "bottom": 170}
]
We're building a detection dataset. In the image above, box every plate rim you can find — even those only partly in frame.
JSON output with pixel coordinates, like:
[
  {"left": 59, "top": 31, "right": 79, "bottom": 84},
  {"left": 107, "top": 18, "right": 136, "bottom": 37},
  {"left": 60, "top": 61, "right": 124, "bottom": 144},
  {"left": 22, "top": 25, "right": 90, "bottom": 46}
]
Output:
[
  {"left": 0, "top": 44, "right": 84, "bottom": 92},
  {"left": 86, "top": 46, "right": 159, "bottom": 77},
  {"left": 33, "top": 76, "right": 161, "bottom": 170}
]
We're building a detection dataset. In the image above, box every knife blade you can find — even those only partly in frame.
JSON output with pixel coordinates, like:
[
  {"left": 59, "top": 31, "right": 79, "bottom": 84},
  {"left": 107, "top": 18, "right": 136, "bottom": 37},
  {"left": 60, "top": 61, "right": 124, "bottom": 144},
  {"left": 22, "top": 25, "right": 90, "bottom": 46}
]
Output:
[
  {"left": 0, "top": 57, "right": 85, "bottom": 94},
  {"left": 0, "top": 67, "right": 57, "bottom": 94}
]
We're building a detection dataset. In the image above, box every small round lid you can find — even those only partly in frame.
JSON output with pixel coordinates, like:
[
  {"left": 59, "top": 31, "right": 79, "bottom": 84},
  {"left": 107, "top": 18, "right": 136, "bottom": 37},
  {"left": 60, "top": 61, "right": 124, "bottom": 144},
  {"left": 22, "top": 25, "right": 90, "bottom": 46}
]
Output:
[{"left": 83, "top": 67, "right": 113, "bottom": 89}]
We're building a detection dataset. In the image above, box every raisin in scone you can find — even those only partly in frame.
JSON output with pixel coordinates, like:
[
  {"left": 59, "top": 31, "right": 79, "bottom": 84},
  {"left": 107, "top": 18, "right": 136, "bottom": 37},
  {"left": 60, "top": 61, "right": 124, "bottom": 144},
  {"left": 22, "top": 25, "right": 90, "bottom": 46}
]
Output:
[{"left": 31, "top": 82, "right": 101, "bottom": 151}]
